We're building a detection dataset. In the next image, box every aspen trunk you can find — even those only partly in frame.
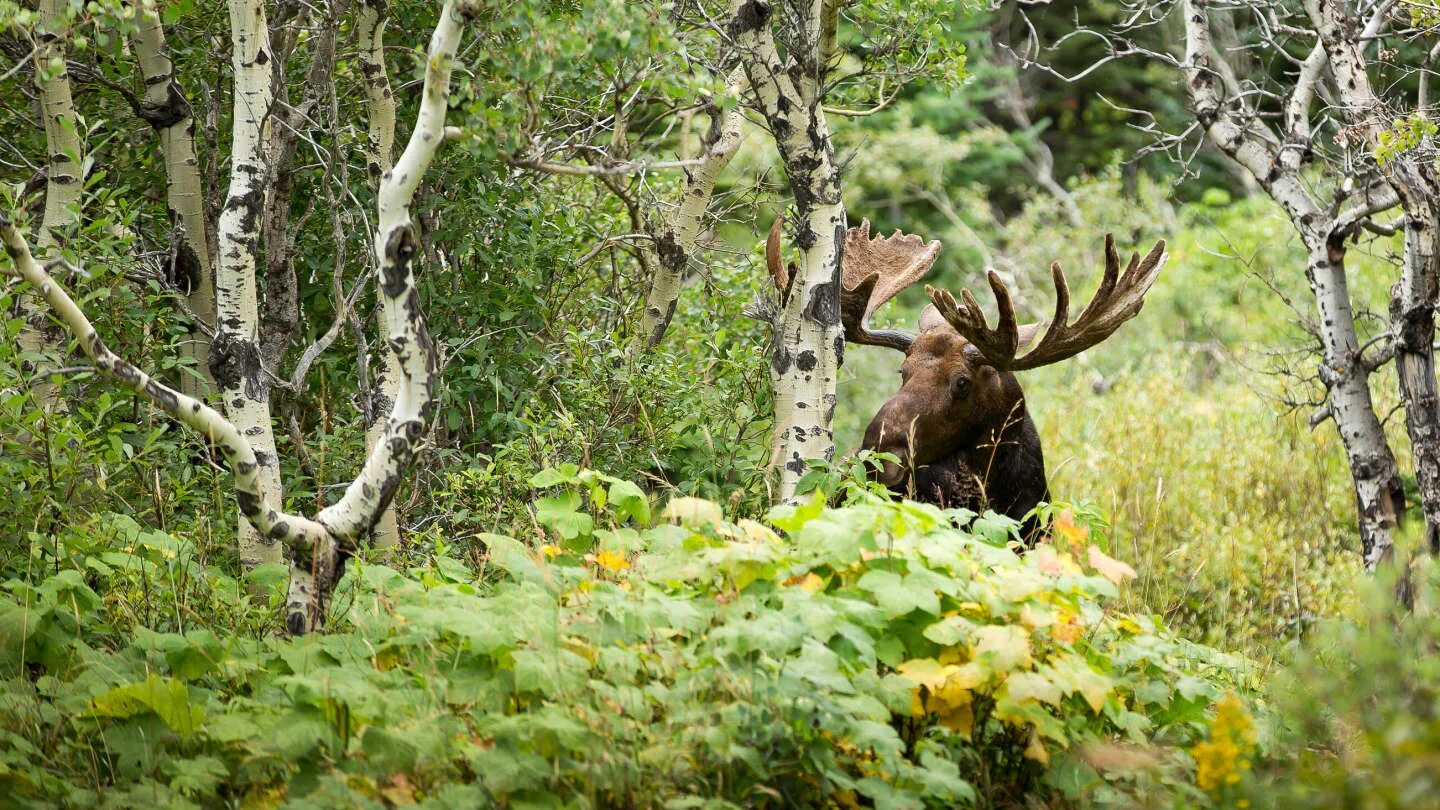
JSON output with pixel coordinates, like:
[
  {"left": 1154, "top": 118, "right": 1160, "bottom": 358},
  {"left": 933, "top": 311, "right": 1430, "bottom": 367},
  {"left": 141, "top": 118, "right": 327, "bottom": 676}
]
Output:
[
  {"left": 215, "top": 0, "right": 285, "bottom": 571},
  {"left": 1183, "top": 0, "right": 1405, "bottom": 564},
  {"left": 728, "top": 0, "right": 847, "bottom": 501},
  {"left": 2, "top": 0, "right": 465, "bottom": 636},
  {"left": 1314, "top": 0, "right": 1440, "bottom": 557},
  {"left": 17, "top": 0, "right": 85, "bottom": 408},
  {"left": 1387, "top": 162, "right": 1440, "bottom": 553},
  {"left": 132, "top": 0, "right": 215, "bottom": 398},
  {"left": 358, "top": 0, "right": 402, "bottom": 549},
  {"left": 637, "top": 71, "right": 747, "bottom": 349},
  {"left": 1308, "top": 238, "right": 1406, "bottom": 565}
]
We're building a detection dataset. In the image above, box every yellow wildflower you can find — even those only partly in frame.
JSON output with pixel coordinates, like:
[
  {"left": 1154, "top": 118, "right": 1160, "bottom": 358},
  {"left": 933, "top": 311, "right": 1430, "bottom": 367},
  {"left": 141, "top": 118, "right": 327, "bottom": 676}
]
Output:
[{"left": 1192, "top": 693, "right": 1257, "bottom": 793}]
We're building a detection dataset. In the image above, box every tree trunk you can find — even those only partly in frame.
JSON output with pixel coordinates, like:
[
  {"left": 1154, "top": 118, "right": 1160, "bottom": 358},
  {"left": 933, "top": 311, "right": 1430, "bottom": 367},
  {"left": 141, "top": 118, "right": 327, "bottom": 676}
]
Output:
[
  {"left": 637, "top": 71, "right": 747, "bottom": 349},
  {"left": 358, "top": 0, "right": 402, "bottom": 550},
  {"left": 1309, "top": 237, "right": 1406, "bottom": 566},
  {"left": 1387, "top": 160, "right": 1440, "bottom": 553},
  {"left": 730, "top": 0, "right": 847, "bottom": 501},
  {"left": 215, "top": 0, "right": 284, "bottom": 572},
  {"left": 17, "top": 0, "right": 85, "bottom": 409},
  {"left": 132, "top": 0, "right": 215, "bottom": 398}
]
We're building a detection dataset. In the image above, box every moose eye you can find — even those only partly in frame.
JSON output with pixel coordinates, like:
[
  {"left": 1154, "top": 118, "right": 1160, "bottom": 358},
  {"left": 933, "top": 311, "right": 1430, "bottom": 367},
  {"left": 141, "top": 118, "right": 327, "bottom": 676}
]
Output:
[{"left": 951, "top": 375, "right": 971, "bottom": 399}]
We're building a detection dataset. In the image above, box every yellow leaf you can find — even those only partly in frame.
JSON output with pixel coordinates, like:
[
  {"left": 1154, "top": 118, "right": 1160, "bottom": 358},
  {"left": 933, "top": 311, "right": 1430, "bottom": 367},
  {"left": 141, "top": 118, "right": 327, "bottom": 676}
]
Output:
[
  {"left": 928, "top": 678, "right": 974, "bottom": 713},
  {"left": 934, "top": 699, "right": 974, "bottom": 735},
  {"left": 662, "top": 496, "right": 724, "bottom": 528},
  {"left": 1005, "top": 671, "right": 1062, "bottom": 706},
  {"left": 1053, "top": 509, "right": 1089, "bottom": 549},
  {"left": 1024, "top": 732, "right": 1050, "bottom": 765},
  {"left": 972, "top": 625, "right": 1032, "bottom": 673},
  {"left": 737, "top": 518, "right": 781, "bottom": 544},
  {"left": 783, "top": 572, "right": 825, "bottom": 592},
  {"left": 1087, "top": 545, "right": 1137, "bottom": 584},
  {"left": 896, "top": 658, "right": 957, "bottom": 690}
]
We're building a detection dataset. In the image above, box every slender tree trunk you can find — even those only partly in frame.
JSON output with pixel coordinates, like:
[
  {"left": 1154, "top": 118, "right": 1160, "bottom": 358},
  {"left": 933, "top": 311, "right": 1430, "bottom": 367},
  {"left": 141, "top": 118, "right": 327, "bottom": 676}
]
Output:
[
  {"left": 1309, "top": 236, "right": 1406, "bottom": 565},
  {"left": 1183, "top": 0, "right": 1404, "bottom": 564},
  {"left": 18, "top": 0, "right": 85, "bottom": 409},
  {"left": 1387, "top": 161, "right": 1440, "bottom": 553},
  {"left": 637, "top": 71, "right": 747, "bottom": 349},
  {"left": 215, "top": 0, "right": 284, "bottom": 571},
  {"left": 358, "top": 0, "right": 402, "bottom": 550},
  {"left": 132, "top": 0, "right": 215, "bottom": 398},
  {"left": 1314, "top": 0, "right": 1440, "bottom": 556},
  {"left": 730, "top": 0, "right": 846, "bottom": 501}
]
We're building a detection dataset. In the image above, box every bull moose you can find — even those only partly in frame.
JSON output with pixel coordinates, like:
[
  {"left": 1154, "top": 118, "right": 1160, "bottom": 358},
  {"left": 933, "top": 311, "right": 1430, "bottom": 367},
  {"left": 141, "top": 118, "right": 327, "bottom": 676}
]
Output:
[{"left": 767, "top": 219, "right": 1167, "bottom": 538}]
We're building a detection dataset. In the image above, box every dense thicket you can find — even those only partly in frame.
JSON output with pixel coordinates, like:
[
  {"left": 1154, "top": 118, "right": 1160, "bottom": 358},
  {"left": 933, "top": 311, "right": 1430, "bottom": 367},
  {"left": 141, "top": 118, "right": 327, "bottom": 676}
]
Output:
[{"left": 4, "top": 1, "right": 1440, "bottom": 807}]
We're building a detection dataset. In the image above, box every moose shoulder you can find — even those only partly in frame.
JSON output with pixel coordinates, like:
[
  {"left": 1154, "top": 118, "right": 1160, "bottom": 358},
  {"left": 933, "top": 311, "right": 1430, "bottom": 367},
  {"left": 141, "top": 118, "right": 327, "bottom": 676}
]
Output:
[{"left": 768, "top": 219, "right": 1167, "bottom": 539}]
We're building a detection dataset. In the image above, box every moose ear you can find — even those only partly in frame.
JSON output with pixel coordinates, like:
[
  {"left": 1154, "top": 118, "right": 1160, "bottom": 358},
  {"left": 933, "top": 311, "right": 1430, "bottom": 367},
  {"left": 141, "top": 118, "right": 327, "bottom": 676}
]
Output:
[
  {"left": 1016, "top": 323, "right": 1043, "bottom": 351},
  {"left": 917, "top": 304, "right": 948, "bottom": 333}
]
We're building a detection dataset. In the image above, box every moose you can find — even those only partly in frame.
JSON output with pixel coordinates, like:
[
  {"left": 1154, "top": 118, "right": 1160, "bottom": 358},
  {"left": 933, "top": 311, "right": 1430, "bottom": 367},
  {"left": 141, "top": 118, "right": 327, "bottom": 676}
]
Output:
[{"left": 768, "top": 219, "right": 1167, "bottom": 538}]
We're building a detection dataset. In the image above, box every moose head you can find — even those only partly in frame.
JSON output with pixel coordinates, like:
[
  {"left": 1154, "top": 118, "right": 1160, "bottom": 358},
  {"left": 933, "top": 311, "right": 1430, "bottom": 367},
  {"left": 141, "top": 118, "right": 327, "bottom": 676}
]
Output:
[{"left": 768, "top": 219, "right": 1167, "bottom": 537}]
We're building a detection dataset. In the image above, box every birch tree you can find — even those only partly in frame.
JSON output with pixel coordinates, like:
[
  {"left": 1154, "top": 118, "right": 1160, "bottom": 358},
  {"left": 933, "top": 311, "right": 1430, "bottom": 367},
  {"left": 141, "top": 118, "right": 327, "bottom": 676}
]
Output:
[
  {"left": 1, "top": 0, "right": 472, "bottom": 634},
  {"left": 132, "top": 0, "right": 215, "bottom": 397},
  {"left": 358, "top": 0, "right": 404, "bottom": 549},
  {"left": 1178, "top": 0, "right": 1406, "bottom": 566},
  {"left": 15, "top": 0, "right": 85, "bottom": 409},
  {"left": 726, "top": 0, "right": 848, "bottom": 501},
  {"left": 1311, "top": 0, "right": 1440, "bottom": 555},
  {"left": 211, "top": 0, "right": 284, "bottom": 573}
]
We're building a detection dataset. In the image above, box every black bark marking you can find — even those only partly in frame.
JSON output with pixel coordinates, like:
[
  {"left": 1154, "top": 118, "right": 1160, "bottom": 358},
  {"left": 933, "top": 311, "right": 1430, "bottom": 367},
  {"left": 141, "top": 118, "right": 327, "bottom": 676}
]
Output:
[
  {"left": 236, "top": 490, "right": 261, "bottom": 518},
  {"left": 796, "top": 350, "right": 816, "bottom": 371},
  {"left": 785, "top": 452, "right": 806, "bottom": 475},
  {"left": 209, "top": 331, "right": 264, "bottom": 401},
  {"left": 729, "top": 0, "right": 771, "bottom": 36},
  {"left": 772, "top": 345, "right": 792, "bottom": 375},
  {"left": 381, "top": 226, "right": 418, "bottom": 298}
]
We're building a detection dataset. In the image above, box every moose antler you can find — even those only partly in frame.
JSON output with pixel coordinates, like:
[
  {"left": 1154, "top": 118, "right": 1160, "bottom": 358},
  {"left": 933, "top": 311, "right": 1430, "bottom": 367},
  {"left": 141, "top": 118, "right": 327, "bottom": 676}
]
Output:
[
  {"left": 766, "top": 217, "right": 940, "bottom": 352},
  {"left": 927, "top": 234, "right": 1167, "bottom": 370}
]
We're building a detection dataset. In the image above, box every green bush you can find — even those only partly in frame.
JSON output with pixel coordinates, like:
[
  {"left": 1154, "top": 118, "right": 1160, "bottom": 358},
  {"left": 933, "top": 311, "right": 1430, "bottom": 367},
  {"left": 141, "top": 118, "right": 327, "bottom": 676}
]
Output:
[{"left": 0, "top": 480, "right": 1253, "bottom": 808}]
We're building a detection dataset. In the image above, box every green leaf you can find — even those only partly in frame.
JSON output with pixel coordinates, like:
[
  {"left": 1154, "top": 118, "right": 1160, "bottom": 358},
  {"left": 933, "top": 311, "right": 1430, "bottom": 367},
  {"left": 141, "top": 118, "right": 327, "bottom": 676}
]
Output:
[
  {"left": 607, "top": 479, "right": 651, "bottom": 524},
  {"left": 86, "top": 675, "right": 204, "bottom": 736}
]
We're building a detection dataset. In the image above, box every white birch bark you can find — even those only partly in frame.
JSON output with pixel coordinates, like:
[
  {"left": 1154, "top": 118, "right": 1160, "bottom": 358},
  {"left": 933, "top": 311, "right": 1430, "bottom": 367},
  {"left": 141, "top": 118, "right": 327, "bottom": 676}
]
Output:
[
  {"left": 216, "top": 0, "right": 284, "bottom": 571},
  {"left": 1314, "top": 0, "right": 1440, "bottom": 555},
  {"left": 17, "top": 0, "right": 85, "bottom": 409},
  {"left": 729, "top": 0, "right": 846, "bottom": 501},
  {"left": 1185, "top": 0, "right": 1403, "bottom": 565},
  {"left": 358, "top": 0, "right": 403, "bottom": 549},
  {"left": 133, "top": 0, "right": 215, "bottom": 398},
  {"left": 637, "top": 70, "right": 748, "bottom": 348},
  {"left": 0, "top": 0, "right": 466, "bottom": 635}
]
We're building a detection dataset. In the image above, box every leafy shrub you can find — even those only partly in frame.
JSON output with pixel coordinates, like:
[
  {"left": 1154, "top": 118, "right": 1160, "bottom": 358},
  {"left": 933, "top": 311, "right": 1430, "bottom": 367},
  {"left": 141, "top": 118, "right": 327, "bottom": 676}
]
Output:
[{"left": 0, "top": 479, "right": 1253, "bottom": 808}]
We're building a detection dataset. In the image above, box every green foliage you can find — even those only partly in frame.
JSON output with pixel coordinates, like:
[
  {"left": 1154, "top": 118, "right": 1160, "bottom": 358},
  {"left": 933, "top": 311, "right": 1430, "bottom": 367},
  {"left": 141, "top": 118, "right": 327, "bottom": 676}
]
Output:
[
  {"left": 1374, "top": 114, "right": 1440, "bottom": 165},
  {"left": 0, "top": 487, "right": 1252, "bottom": 808}
]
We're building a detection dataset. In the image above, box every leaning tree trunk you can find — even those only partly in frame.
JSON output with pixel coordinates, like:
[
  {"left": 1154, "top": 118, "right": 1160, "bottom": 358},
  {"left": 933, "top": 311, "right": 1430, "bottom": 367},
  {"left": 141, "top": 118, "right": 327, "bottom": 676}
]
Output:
[
  {"left": 214, "top": 0, "right": 285, "bottom": 572},
  {"left": 0, "top": 0, "right": 468, "bottom": 635},
  {"left": 358, "top": 0, "right": 403, "bottom": 549},
  {"left": 729, "top": 0, "right": 847, "bottom": 501},
  {"left": 17, "top": 0, "right": 86, "bottom": 410},
  {"left": 637, "top": 70, "right": 747, "bottom": 349},
  {"left": 133, "top": 0, "right": 215, "bottom": 398}
]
